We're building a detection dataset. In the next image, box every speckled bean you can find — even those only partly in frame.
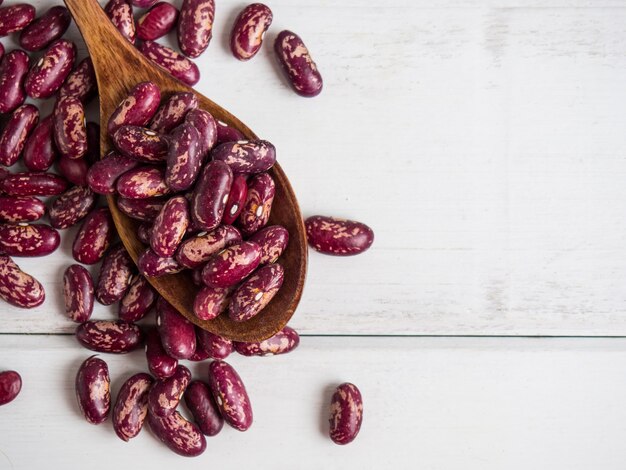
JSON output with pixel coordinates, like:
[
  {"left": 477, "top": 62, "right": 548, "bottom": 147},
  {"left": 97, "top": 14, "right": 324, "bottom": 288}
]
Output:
[
  {"left": 108, "top": 81, "right": 161, "bottom": 136},
  {"left": 53, "top": 95, "right": 87, "bottom": 159},
  {"left": 0, "top": 50, "right": 29, "bottom": 114},
  {"left": 112, "top": 125, "right": 168, "bottom": 163},
  {"left": 87, "top": 151, "right": 139, "bottom": 195},
  {"left": 58, "top": 154, "right": 89, "bottom": 186},
  {"left": 165, "top": 123, "right": 201, "bottom": 191},
  {"left": 229, "top": 263, "right": 283, "bottom": 322},
  {"left": 176, "top": 225, "right": 241, "bottom": 269},
  {"left": 215, "top": 120, "right": 243, "bottom": 145},
  {"left": 76, "top": 320, "right": 144, "bottom": 353},
  {"left": 0, "top": 223, "right": 60, "bottom": 257},
  {"left": 184, "top": 380, "right": 223, "bottom": 436},
  {"left": 222, "top": 174, "right": 248, "bottom": 225},
  {"left": 0, "top": 5, "right": 35, "bottom": 36},
  {"left": 248, "top": 225, "right": 289, "bottom": 265},
  {"left": 117, "top": 196, "right": 164, "bottom": 222},
  {"left": 150, "top": 92, "right": 197, "bottom": 134},
  {"left": 238, "top": 172, "right": 275, "bottom": 236},
  {"left": 329, "top": 383, "right": 363, "bottom": 445},
  {"left": 212, "top": 140, "right": 275, "bottom": 175},
  {"left": 0, "top": 104, "right": 39, "bottom": 166},
  {"left": 137, "top": 248, "right": 183, "bottom": 277},
  {"left": 72, "top": 207, "right": 114, "bottom": 264},
  {"left": 25, "top": 39, "right": 76, "bottom": 99},
  {"left": 117, "top": 166, "right": 170, "bottom": 199},
  {"left": 148, "top": 410, "right": 206, "bottom": 457},
  {"left": 76, "top": 356, "right": 110, "bottom": 424},
  {"left": 197, "top": 329, "right": 232, "bottom": 359},
  {"left": 201, "top": 241, "right": 261, "bottom": 288},
  {"left": 23, "top": 115, "right": 57, "bottom": 171},
  {"left": 119, "top": 275, "right": 156, "bottom": 322},
  {"left": 0, "top": 370, "right": 21, "bottom": 406},
  {"left": 177, "top": 0, "right": 214, "bottom": 58},
  {"left": 208, "top": 360, "right": 252, "bottom": 431},
  {"left": 151, "top": 196, "right": 189, "bottom": 258},
  {"left": 274, "top": 30, "right": 323, "bottom": 97},
  {"left": 19, "top": 6, "right": 70, "bottom": 51},
  {"left": 137, "top": 2, "right": 179, "bottom": 42},
  {"left": 0, "top": 196, "right": 45, "bottom": 223},
  {"left": 191, "top": 160, "right": 232, "bottom": 231},
  {"left": 145, "top": 328, "right": 177, "bottom": 380},
  {"left": 0, "top": 254, "right": 44, "bottom": 307},
  {"left": 148, "top": 364, "right": 190, "bottom": 417},
  {"left": 193, "top": 285, "right": 233, "bottom": 321},
  {"left": 113, "top": 373, "right": 153, "bottom": 441},
  {"left": 230, "top": 3, "right": 272, "bottom": 61},
  {"left": 58, "top": 57, "right": 97, "bottom": 103},
  {"left": 105, "top": 0, "right": 135, "bottom": 44},
  {"left": 305, "top": 216, "right": 374, "bottom": 256},
  {"left": 63, "top": 264, "right": 94, "bottom": 322},
  {"left": 156, "top": 297, "right": 196, "bottom": 359},
  {"left": 1, "top": 171, "right": 67, "bottom": 196},
  {"left": 138, "top": 41, "right": 200, "bottom": 86},
  {"left": 184, "top": 108, "right": 216, "bottom": 157},
  {"left": 234, "top": 326, "right": 299, "bottom": 356},
  {"left": 49, "top": 186, "right": 96, "bottom": 229},
  {"left": 96, "top": 244, "right": 134, "bottom": 305}
]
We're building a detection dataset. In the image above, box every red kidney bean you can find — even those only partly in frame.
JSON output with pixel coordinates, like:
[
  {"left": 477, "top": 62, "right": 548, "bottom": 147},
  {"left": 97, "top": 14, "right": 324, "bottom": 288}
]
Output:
[
  {"left": 230, "top": 3, "right": 272, "bottom": 61},
  {"left": 138, "top": 41, "right": 200, "bottom": 86},
  {"left": 25, "top": 39, "right": 75, "bottom": 99},
  {"left": 0, "top": 195, "right": 45, "bottom": 223},
  {"left": 156, "top": 297, "right": 196, "bottom": 359},
  {"left": 176, "top": 225, "right": 241, "bottom": 269},
  {"left": 150, "top": 92, "right": 197, "bottom": 134},
  {"left": 148, "top": 410, "right": 206, "bottom": 457},
  {"left": 151, "top": 196, "right": 189, "bottom": 257},
  {"left": 229, "top": 263, "right": 283, "bottom": 322},
  {"left": 177, "top": 0, "right": 214, "bottom": 58},
  {"left": 76, "top": 320, "right": 144, "bottom": 353},
  {"left": 238, "top": 172, "right": 275, "bottom": 236},
  {"left": 117, "top": 196, "right": 164, "bottom": 222},
  {"left": 131, "top": 0, "right": 157, "bottom": 7},
  {"left": 136, "top": 222, "right": 152, "bottom": 244},
  {"left": 184, "top": 380, "right": 223, "bottom": 436},
  {"left": 212, "top": 140, "right": 276, "bottom": 175},
  {"left": 49, "top": 186, "right": 96, "bottom": 229},
  {"left": 0, "top": 223, "right": 60, "bottom": 257},
  {"left": 63, "top": 264, "right": 94, "bottom": 322},
  {"left": 96, "top": 244, "right": 134, "bottom": 305},
  {"left": 0, "top": 104, "right": 39, "bottom": 166},
  {"left": 191, "top": 161, "right": 232, "bottom": 231},
  {"left": 108, "top": 81, "right": 161, "bottom": 135},
  {"left": 72, "top": 207, "right": 114, "bottom": 264},
  {"left": 165, "top": 123, "right": 201, "bottom": 192},
  {"left": 1, "top": 171, "right": 67, "bottom": 196},
  {"left": 274, "top": 30, "right": 323, "bottom": 97},
  {"left": 202, "top": 241, "right": 261, "bottom": 288},
  {"left": 119, "top": 275, "right": 156, "bottom": 322},
  {"left": 105, "top": 0, "right": 135, "bottom": 44},
  {"left": 305, "top": 216, "right": 374, "bottom": 256},
  {"left": 222, "top": 174, "right": 247, "bottom": 225},
  {"left": 0, "top": 255, "right": 44, "bottom": 307},
  {"left": 329, "top": 383, "right": 363, "bottom": 445},
  {"left": 215, "top": 120, "right": 244, "bottom": 145},
  {"left": 234, "top": 326, "right": 299, "bottom": 356},
  {"left": 148, "top": 364, "right": 190, "bottom": 417},
  {"left": 58, "top": 57, "right": 97, "bottom": 104},
  {"left": 0, "top": 4, "right": 35, "bottom": 36},
  {"left": 145, "top": 328, "right": 177, "bottom": 380},
  {"left": 208, "top": 360, "right": 252, "bottom": 431},
  {"left": 0, "top": 50, "right": 29, "bottom": 114},
  {"left": 19, "top": 6, "right": 70, "bottom": 51},
  {"left": 193, "top": 285, "right": 232, "bottom": 321},
  {"left": 137, "top": 248, "right": 183, "bottom": 277},
  {"left": 87, "top": 151, "right": 139, "bottom": 195},
  {"left": 112, "top": 125, "right": 168, "bottom": 163},
  {"left": 184, "top": 108, "right": 216, "bottom": 157},
  {"left": 249, "top": 225, "right": 289, "bottom": 265},
  {"left": 197, "top": 329, "right": 232, "bottom": 359},
  {"left": 76, "top": 356, "right": 110, "bottom": 424},
  {"left": 23, "top": 115, "right": 57, "bottom": 171},
  {"left": 117, "top": 166, "right": 170, "bottom": 199},
  {"left": 53, "top": 95, "right": 87, "bottom": 159},
  {"left": 0, "top": 370, "right": 21, "bottom": 406},
  {"left": 58, "top": 154, "right": 89, "bottom": 186},
  {"left": 137, "top": 2, "right": 178, "bottom": 41},
  {"left": 113, "top": 373, "right": 153, "bottom": 441}
]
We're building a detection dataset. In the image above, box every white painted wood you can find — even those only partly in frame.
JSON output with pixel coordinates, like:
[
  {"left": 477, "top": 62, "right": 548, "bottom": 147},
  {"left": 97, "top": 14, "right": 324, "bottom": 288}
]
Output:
[
  {"left": 4, "top": 0, "right": 626, "bottom": 334},
  {"left": 1, "top": 335, "right": 626, "bottom": 468}
]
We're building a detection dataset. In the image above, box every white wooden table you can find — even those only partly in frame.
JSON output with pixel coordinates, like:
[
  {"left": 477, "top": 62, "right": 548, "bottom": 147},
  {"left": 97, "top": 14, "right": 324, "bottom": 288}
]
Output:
[{"left": 2, "top": 0, "right": 626, "bottom": 468}]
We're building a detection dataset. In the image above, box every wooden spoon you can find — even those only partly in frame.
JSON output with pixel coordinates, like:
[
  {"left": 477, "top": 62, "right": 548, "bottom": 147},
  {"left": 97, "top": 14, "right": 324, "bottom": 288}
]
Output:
[{"left": 63, "top": 0, "right": 307, "bottom": 342}]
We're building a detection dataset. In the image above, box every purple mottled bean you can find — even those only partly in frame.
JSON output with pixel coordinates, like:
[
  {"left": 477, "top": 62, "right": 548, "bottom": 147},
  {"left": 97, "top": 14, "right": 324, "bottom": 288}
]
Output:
[
  {"left": 0, "top": 223, "right": 60, "bottom": 257},
  {"left": 76, "top": 356, "right": 110, "bottom": 424},
  {"left": 87, "top": 151, "right": 139, "bottom": 195},
  {"left": 113, "top": 125, "right": 168, "bottom": 163},
  {"left": 58, "top": 154, "right": 89, "bottom": 186},
  {"left": 0, "top": 255, "right": 44, "bottom": 307},
  {"left": 58, "top": 57, "right": 97, "bottom": 104},
  {"left": 193, "top": 285, "right": 233, "bottom": 321},
  {"left": 0, "top": 104, "right": 39, "bottom": 166},
  {"left": 0, "top": 5, "right": 35, "bottom": 36},
  {"left": 184, "top": 380, "right": 223, "bottom": 436},
  {"left": 228, "top": 263, "right": 283, "bottom": 322},
  {"left": 222, "top": 174, "right": 247, "bottom": 225},
  {"left": 96, "top": 244, "right": 134, "bottom": 305},
  {"left": 148, "top": 410, "right": 206, "bottom": 457},
  {"left": 151, "top": 196, "right": 189, "bottom": 257},
  {"left": 63, "top": 264, "right": 94, "bottom": 322},
  {"left": 145, "top": 328, "right": 177, "bottom": 380},
  {"left": 113, "top": 373, "right": 154, "bottom": 441},
  {"left": 117, "top": 166, "right": 170, "bottom": 199},
  {"left": 249, "top": 225, "right": 289, "bottom": 265},
  {"left": 329, "top": 383, "right": 363, "bottom": 445},
  {"left": 53, "top": 95, "right": 87, "bottom": 159},
  {"left": 0, "top": 196, "right": 45, "bottom": 223},
  {"left": 1, "top": 172, "right": 67, "bottom": 196},
  {"left": 148, "top": 364, "right": 190, "bottom": 417},
  {"left": 76, "top": 320, "right": 144, "bottom": 353},
  {"left": 0, "top": 370, "right": 21, "bottom": 406},
  {"left": 138, "top": 41, "right": 199, "bottom": 86},
  {"left": 108, "top": 81, "right": 161, "bottom": 136},
  {"left": 117, "top": 196, "right": 164, "bottom": 222},
  {"left": 201, "top": 241, "right": 261, "bottom": 288},
  {"left": 137, "top": 248, "right": 183, "bottom": 277},
  {"left": 165, "top": 123, "right": 201, "bottom": 192},
  {"left": 19, "top": 6, "right": 70, "bottom": 51},
  {"left": 150, "top": 92, "right": 197, "bottom": 134},
  {"left": 197, "top": 329, "right": 232, "bottom": 359},
  {"left": 184, "top": 108, "right": 216, "bottom": 157},
  {"left": 215, "top": 120, "right": 243, "bottom": 145},
  {"left": 49, "top": 186, "right": 96, "bottom": 229},
  {"left": 191, "top": 160, "right": 232, "bottom": 231},
  {"left": 25, "top": 39, "right": 75, "bottom": 99},
  {"left": 156, "top": 298, "right": 196, "bottom": 359},
  {"left": 305, "top": 216, "right": 374, "bottom": 256},
  {"left": 230, "top": 3, "right": 272, "bottom": 61},
  {"left": 105, "top": 0, "right": 135, "bottom": 44},
  {"left": 176, "top": 225, "right": 241, "bottom": 269},
  {"left": 137, "top": 2, "right": 178, "bottom": 42},
  {"left": 211, "top": 140, "right": 275, "bottom": 175},
  {"left": 234, "top": 326, "right": 299, "bottom": 356},
  {"left": 119, "top": 275, "right": 156, "bottom": 322},
  {"left": 136, "top": 222, "right": 152, "bottom": 245},
  {"left": 238, "top": 172, "right": 275, "bottom": 236},
  {"left": 207, "top": 360, "right": 252, "bottom": 431},
  {"left": 72, "top": 207, "right": 114, "bottom": 264},
  {"left": 23, "top": 115, "right": 57, "bottom": 171},
  {"left": 0, "top": 50, "right": 29, "bottom": 114},
  {"left": 274, "top": 30, "right": 323, "bottom": 97},
  {"left": 177, "top": 0, "right": 214, "bottom": 58}
]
